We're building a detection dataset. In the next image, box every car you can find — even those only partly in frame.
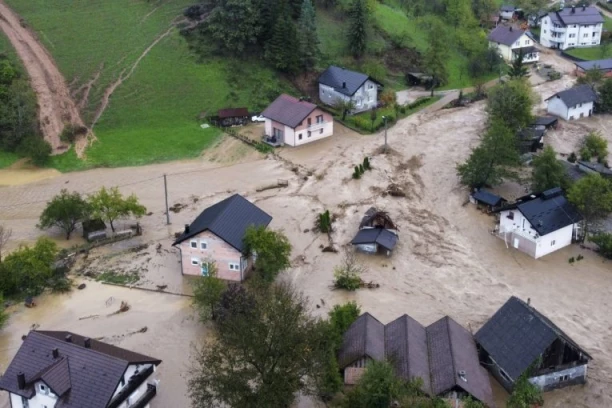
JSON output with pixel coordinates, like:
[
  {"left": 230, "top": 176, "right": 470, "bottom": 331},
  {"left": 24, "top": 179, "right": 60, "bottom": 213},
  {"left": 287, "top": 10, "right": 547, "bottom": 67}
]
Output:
[{"left": 251, "top": 115, "right": 265, "bottom": 122}]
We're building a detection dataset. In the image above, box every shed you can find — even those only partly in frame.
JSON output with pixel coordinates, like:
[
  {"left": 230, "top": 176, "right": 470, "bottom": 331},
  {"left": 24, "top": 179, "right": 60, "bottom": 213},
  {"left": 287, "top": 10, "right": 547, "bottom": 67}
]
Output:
[
  {"left": 82, "top": 218, "right": 107, "bottom": 241},
  {"left": 470, "top": 190, "right": 506, "bottom": 211},
  {"left": 359, "top": 207, "right": 398, "bottom": 230},
  {"left": 351, "top": 228, "right": 398, "bottom": 255},
  {"left": 216, "top": 107, "right": 250, "bottom": 127},
  {"left": 577, "top": 160, "right": 612, "bottom": 177},
  {"left": 533, "top": 116, "right": 558, "bottom": 129},
  {"left": 406, "top": 72, "right": 434, "bottom": 87}
]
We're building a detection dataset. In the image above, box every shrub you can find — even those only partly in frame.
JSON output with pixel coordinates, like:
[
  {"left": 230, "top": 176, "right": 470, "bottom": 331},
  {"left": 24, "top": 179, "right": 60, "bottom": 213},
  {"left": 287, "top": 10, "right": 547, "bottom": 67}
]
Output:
[
  {"left": 352, "top": 165, "right": 361, "bottom": 179},
  {"left": 577, "top": 254, "right": 584, "bottom": 261},
  {"left": 49, "top": 277, "right": 72, "bottom": 293},
  {"left": 17, "top": 136, "right": 51, "bottom": 167},
  {"left": 317, "top": 210, "right": 333, "bottom": 233},
  {"left": 363, "top": 157, "right": 371, "bottom": 170},
  {"left": 333, "top": 250, "right": 365, "bottom": 291},
  {"left": 329, "top": 301, "right": 361, "bottom": 343},
  {"left": 568, "top": 152, "right": 577, "bottom": 163},
  {"left": 399, "top": 106, "right": 406, "bottom": 114},
  {"left": 568, "top": 257, "right": 575, "bottom": 264},
  {"left": 358, "top": 164, "right": 364, "bottom": 174},
  {"left": 352, "top": 116, "right": 370, "bottom": 130},
  {"left": 580, "top": 146, "right": 592, "bottom": 161},
  {"left": 60, "top": 125, "right": 88, "bottom": 144},
  {"left": 582, "top": 131, "right": 608, "bottom": 160},
  {"left": 590, "top": 232, "right": 612, "bottom": 259}
]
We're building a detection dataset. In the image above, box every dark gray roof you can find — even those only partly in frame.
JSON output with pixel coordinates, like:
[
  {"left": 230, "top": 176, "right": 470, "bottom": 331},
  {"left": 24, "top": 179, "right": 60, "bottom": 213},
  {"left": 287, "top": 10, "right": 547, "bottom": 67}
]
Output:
[
  {"left": 533, "top": 116, "right": 558, "bottom": 127},
  {"left": 338, "top": 313, "right": 385, "bottom": 368},
  {"left": 578, "top": 160, "right": 612, "bottom": 176},
  {"left": 500, "top": 5, "right": 517, "bottom": 12},
  {"left": 318, "top": 66, "right": 378, "bottom": 97},
  {"left": 261, "top": 94, "right": 317, "bottom": 129},
  {"left": 550, "top": 6, "right": 604, "bottom": 26},
  {"left": 516, "top": 188, "right": 582, "bottom": 236},
  {"left": 576, "top": 59, "right": 612, "bottom": 72},
  {"left": 488, "top": 26, "right": 525, "bottom": 46},
  {"left": 351, "top": 228, "right": 398, "bottom": 251},
  {"left": 173, "top": 194, "right": 272, "bottom": 251},
  {"left": 385, "top": 315, "right": 431, "bottom": 394},
  {"left": 0, "top": 331, "right": 161, "bottom": 408},
  {"left": 559, "top": 160, "right": 586, "bottom": 182},
  {"left": 518, "top": 127, "right": 545, "bottom": 141},
  {"left": 475, "top": 297, "right": 592, "bottom": 380},
  {"left": 472, "top": 190, "right": 504, "bottom": 207},
  {"left": 546, "top": 84, "right": 597, "bottom": 108},
  {"left": 427, "top": 317, "right": 495, "bottom": 408}
]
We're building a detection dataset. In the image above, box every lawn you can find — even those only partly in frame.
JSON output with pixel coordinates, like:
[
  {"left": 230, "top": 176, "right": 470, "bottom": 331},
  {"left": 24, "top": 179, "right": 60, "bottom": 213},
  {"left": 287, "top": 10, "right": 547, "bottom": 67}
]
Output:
[
  {"left": 605, "top": 16, "right": 612, "bottom": 32},
  {"left": 4, "top": 0, "right": 294, "bottom": 171},
  {"left": 565, "top": 45, "right": 612, "bottom": 60},
  {"left": 0, "top": 151, "right": 19, "bottom": 168}
]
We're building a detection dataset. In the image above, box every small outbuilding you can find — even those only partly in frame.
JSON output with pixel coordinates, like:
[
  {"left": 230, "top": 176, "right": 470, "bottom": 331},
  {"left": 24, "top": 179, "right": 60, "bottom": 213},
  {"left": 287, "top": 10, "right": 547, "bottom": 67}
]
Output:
[
  {"left": 217, "top": 108, "right": 250, "bottom": 127},
  {"left": 351, "top": 208, "right": 398, "bottom": 256},
  {"left": 470, "top": 190, "right": 507, "bottom": 212},
  {"left": 532, "top": 116, "right": 558, "bottom": 129},
  {"left": 577, "top": 160, "right": 612, "bottom": 178},
  {"left": 574, "top": 59, "right": 612, "bottom": 78}
]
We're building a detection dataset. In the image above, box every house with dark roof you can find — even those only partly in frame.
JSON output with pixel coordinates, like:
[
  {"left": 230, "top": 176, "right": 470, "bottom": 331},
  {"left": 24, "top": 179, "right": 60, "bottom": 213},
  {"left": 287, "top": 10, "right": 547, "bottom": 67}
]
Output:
[
  {"left": 546, "top": 84, "right": 597, "bottom": 121},
  {"left": 494, "top": 187, "right": 583, "bottom": 258},
  {"left": 470, "top": 189, "right": 507, "bottom": 212},
  {"left": 261, "top": 94, "right": 333, "bottom": 147},
  {"left": 487, "top": 26, "right": 539, "bottom": 63},
  {"left": 338, "top": 313, "right": 495, "bottom": 407},
  {"left": 476, "top": 297, "right": 592, "bottom": 392},
  {"left": 540, "top": 5, "right": 604, "bottom": 50},
  {"left": 0, "top": 331, "right": 161, "bottom": 408},
  {"left": 350, "top": 207, "right": 399, "bottom": 256},
  {"left": 172, "top": 194, "right": 272, "bottom": 281},
  {"left": 318, "top": 66, "right": 382, "bottom": 113},
  {"left": 575, "top": 59, "right": 612, "bottom": 78}
]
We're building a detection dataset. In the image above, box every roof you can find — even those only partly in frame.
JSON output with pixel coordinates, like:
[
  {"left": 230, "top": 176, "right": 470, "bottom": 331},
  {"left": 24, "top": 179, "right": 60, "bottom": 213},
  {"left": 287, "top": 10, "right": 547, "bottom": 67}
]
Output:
[
  {"left": 475, "top": 297, "right": 592, "bottom": 380},
  {"left": 518, "top": 127, "right": 545, "bottom": 141},
  {"left": 533, "top": 116, "right": 558, "bottom": 127},
  {"left": 559, "top": 160, "right": 586, "bottom": 182},
  {"left": 546, "top": 84, "right": 597, "bottom": 108},
  {"left": 351, "top": 228, "right": 398, "bottom": 251},
  {"left": 173, "top": 194, "right": 272, "bottom": 251},
  {"left": 576, "top": 59, "right": 612, "bottom": 72},
  {"left": 218, "top": 107, "right": 249, "bottom": 119},
  {"left": 500, "top": 5, "right": 517, "bottom": 12},
  {"left": 261, "top": 94, "right": 317, "bottom": 129},
  {"left": 472, "top": 190, "right": 504, "bottom": 207},
  {"left": 549, "top": 6, "right": 604, "bottom": 26},
  {"left": 0, "top": 331, "right": 161, "bottom": 408},
  {"left": 337, "top": 313, "right": 386, "bottom": 368},
  {"left": 318, "top": 66, "right": 378, "bottom": 97},
  {"left": 488, "top": 26, "right": 525, "bottom": 46},
  {"left": 578, "top": 160, "right": 612, "bottom": 176},
  {"left": 427, "top": 317, "right": 495, "bottom": 408},
  {"left": 515, "top": 188, "right": 582, "bottom": 236}
]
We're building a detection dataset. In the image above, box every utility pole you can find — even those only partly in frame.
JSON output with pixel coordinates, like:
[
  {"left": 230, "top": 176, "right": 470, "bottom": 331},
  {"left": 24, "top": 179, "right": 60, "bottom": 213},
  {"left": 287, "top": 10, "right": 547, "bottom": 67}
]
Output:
[
  {"left": 382, "top": 115, "right": 388, "bottom": 153},
  {"left": 163, "top": 174, "right": 170, "bottom": 225}
]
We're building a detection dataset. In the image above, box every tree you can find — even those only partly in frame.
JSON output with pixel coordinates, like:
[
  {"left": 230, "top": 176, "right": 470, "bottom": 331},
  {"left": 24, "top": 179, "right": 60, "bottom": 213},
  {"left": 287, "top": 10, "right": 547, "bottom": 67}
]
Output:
[
  {"left": 297, "top": 0, "right": 319, "bottom": 70},
  {"left": 243, "top": 226, "right": 292, "bottom": 283},
  {"left": 370, "top": 109, "right": 377, "bottom": 131},
  {"left": 580, "top": 131, "right": 608, "bottom": 162},
  {"left": 192, "top": 261, "right": 226, "bottom": 322},
  {"left": 38, "top": 189, "right": 90, "bottom": 240},
  {"left": 486, "top": 80, "right": 535, "bottom": 132},
  {"left": 506, "top": 371, "right": 543, "bottom": 408},
  {"left": 423, "top": 20, "right": 449, "bottom": 94},
  {"left": 508, "top": 49, "right": 529, "bottom": 79},
  {"left": 577, "top": 67, "right": 604, "bottom": 88},
  {"left": 457, "top": 119, "right": 520, "bottom": 188},
  {"left": 333, "top": 249, "right": 366, "bottom": 290},
  {"left": 335, "top": 98, "right": 356, "bottom": 121},
  {"left": 214, "top": 283, "right": 255, "bottom": 323},
  {"left": 17, "top": 136, "right": 51, "bottom": 167},
  {"left": 444, "top": 0, "right": 476, "bottom": 28},
  {"left": 590, "top": 232, "right": 612, "bottom": 259},
  {"left": 472, "top": 0, "right": 497, "bottom": 26},
  {"left": 328, "top": 301, "right": 361, "bottom": 344},
  {"left": 0, "top": 224, "right": 11, "bottom": 263},
  {"left": 531, "top": 146, "right": 570, "bottom": 192},
  {"left": 88, "top": 187, "right": 146, "bottom": 232},
  {"left": 0, "top": 293, "right": 7, "bottom": 330},
  {"left": 348, "top": 0, "right": 368, "bottom": 58},
  {"left": 188, "top": 283, "right": 328, "bottom": 408},
  {"left": 598, "top": 78, "right": 612, "bottom": 113},
  {"left": 568, "top": 174, "right": 612, "bottom": 238},
  {"left": 204, "top": 0, "right": 262, "bottom": 54},
  {"left": 265, "top": 12, "right": 300, "bottom": 73}
]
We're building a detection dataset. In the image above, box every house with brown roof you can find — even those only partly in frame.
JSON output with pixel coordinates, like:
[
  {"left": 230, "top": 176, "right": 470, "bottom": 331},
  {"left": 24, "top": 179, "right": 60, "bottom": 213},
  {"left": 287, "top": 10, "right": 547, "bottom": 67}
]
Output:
[
  {"left": 0, "top": 331, "right": 161, "bottom": 408},
  {"left": 261, "top": 94, "right": 333, "bottom": 147},
  {"left": 338, "top": 313, "right": 495, "bottom": 407}
]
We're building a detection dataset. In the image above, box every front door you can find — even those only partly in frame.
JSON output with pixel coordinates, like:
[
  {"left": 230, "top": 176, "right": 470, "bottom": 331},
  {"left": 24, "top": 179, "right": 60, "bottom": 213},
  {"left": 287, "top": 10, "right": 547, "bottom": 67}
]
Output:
[
  {"left": 273, "top": 127, "right": 284, "bottom": 143},
  {"left": 201, "top": 262, "right": 209, "bottom": 277}
]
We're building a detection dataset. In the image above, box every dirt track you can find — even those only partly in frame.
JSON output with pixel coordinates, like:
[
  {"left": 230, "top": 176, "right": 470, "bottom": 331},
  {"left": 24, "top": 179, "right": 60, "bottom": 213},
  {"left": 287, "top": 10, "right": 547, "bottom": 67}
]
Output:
[{"left": 0, "top": 0, "right": 86, "bottom": 152}]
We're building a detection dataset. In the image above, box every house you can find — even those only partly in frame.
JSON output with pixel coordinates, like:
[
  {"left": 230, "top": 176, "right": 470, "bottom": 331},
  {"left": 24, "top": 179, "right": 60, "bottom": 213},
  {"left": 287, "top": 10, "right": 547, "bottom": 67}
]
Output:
[
  {"left": 350, "top": 208, "right": 398, "bottom": 256},
  {"left": 545, "top": 84, "right": 597, "bottom": 120},
  {"left": 261, "top": 94, "right": 333, "bottom": 147},
  {"left": 470, "top": 190, "right": 507, "bottom": 212},
  {"left": 575, "top": 59, "right": 612, "bottom": 78},
  {"left": 318, "top": 66, "right": 382, "bottom": 113},
  {"left": 540, "top": 5, "right": 604, "bottom": 50},
  {"left": 475, "top": 296, "right": 592, "bottom": 392},
  {"left": 216, "top": 107, "right": 249, "bottom": 127},
  {"left": 499, "top": 5, "right": 519, "bottom": 20},
  {"left": 559, "top": 160, "right": 587, "bottom": 182},
  {"left": 517, "top": 127, "right": 545, "bottom": 153},
  {"left": 577, "top": 160, "right": 612, "bottom": 177},
  {"left": 0, "top": 330, "right": 161, "bottom": 408},
  {"left": 532, "top": 115, "right": 558, "bottom": 129},
  {"left": 487, "top": 26, "right": 539, "bottom": 63},
  {"left": 495, "top": 187, "right": 582, "bottom": 258},
  {"left": 172, "top": 194, "right": 272, "bottom": 281},
  {"left": 338, "top": 313, "right": 495, "bottom": 407}
]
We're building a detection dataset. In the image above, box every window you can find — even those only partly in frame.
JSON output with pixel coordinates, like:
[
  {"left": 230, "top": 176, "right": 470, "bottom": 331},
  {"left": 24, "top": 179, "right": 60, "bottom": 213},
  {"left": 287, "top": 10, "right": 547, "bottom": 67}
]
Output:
[
  {"left": 569, "top": 33, "right": 576, "bottom": 38},
  {"left": 21, "top": 397, "right": 29, "bottom": 408},
  {"left": 551, "top": 240, "right": 556, "bottom": 246},
  {"left": 190, "top": 240, "right": 197, "bottom": 249},
  {"left": 584, "top": 33, "right": 589, "bottom": 38},
  {"left": 369, "top": 84, "right": 373, "bottom": 89},
  {"left": 308, "top": 131, "right": 311, "bottom": 137},
  {"left": 559, "top": 374, "right": 570, "bottom": 382},
  {"left": 524, "top": 40, "right": 529, "bottom": 45},
  {"left": 499, "top": 368, "right": 512, "bottom": 382},
  {"left": 298, "top": 133, "right": 302, "bottom": 140},
  {"left": 191, "top": 257, "right": 199, "bottom": 266},
  {"left": 307, "top": 118, "right": 312, "bottom": 126},
  {"left": 229, "top": 262, "right": 240, "bottom": 271},
  {"left": 507, "top": 211, "right": 514, "bottom": 220},
  {"left": 593, "top": 32, "right": 598, "bottom": 37},
  {"left": 38, "top": 384, "right": 48, "bottom": 395},
  {"left": 200, "top": 240, "right": 207, "bottom": 250},
  {"left": 319, "top": 129, "right": 323, "bottom": 134},
  {"left": 579, "top": 103, "right": 582, "bottom": 107},
  {"left": 316, "top": 115, "right": 323, "bottom": 124},
  {"left": 543, "top": 30, "right": 547, "bottom": 33}
]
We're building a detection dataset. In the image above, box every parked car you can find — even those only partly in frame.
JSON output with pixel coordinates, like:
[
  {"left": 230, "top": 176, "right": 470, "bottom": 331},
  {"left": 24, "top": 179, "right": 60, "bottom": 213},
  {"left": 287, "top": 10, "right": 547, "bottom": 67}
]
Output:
[{"left": 251, "top": 114, "right": 265, "bottom": 122}]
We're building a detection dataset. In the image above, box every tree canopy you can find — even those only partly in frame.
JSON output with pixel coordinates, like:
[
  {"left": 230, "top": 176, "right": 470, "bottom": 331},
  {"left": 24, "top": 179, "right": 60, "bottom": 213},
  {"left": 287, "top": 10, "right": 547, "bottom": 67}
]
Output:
[
  {"left": 38, "top": 189, "right": 90, "bottom": 240},
  {"left": 599, "top": 78, "right": 612, "bottom": 113},
  {"left": 192, "top": 261, "right": 226, "bottom": 322},
  {"left": 204, "top": 0, "right": 263, "bottom": 53},
  {"left": 88, "top": 187, "right": 146, "bottom": 232},
  {"left": 348, "top": 0, "right": 368, "bottom": 58},
  {"left": 297, "top": 0, "right": 319, "bottom": 70},
  {"left": 568, "top": 174, "right": 612, "bottom": 237},
  {"left": 486, "top": 80, "right": 535, "bottom": 132},
  {"left": 423, "top": 19, "right": 449, "bottom": 91},
  {"left": 508, "top": 50, "right": 529, "bottom": 79},
  {"left": 243, "top": 226, "right": 292, "bottom": 282},
  {"left": 531, "top": 146, "right": 570, "bottom": 192}
]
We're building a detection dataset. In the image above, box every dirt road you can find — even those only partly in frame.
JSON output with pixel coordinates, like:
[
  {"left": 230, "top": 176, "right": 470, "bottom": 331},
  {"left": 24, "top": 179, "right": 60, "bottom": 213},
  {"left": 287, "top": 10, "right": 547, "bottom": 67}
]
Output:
[{"left": 0, "top": 0, "right": 86, "bottom": 152}]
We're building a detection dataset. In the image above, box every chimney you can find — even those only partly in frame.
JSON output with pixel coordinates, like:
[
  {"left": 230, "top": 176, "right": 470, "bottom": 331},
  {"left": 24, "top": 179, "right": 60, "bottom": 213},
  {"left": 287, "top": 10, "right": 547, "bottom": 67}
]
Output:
[
  {"left": 84, "top": 338, "right": 91, "bottom": 349},
  {"left": 184, "top": 224, "right": 190, "bottom": 234},
  {"left": 582, "top": 4, "right": 586, "bottom": 11},
  {"left": 17, "top": 372, "right": 25, "bottom": 390},
  {"left": 52, "top": 348, "right": 59, "bottom": 358},
  {"left": 527, "top": 297, "right": 531, "bottom": 305},
  {"left": 342, "top": 82, "right": 346, "bottom": 88},
  {"left": 65, "top": 335, "right": 72, "bottom": 343},
  {"left": 571, "top": 5, "right": 575, "bottom": 13}
]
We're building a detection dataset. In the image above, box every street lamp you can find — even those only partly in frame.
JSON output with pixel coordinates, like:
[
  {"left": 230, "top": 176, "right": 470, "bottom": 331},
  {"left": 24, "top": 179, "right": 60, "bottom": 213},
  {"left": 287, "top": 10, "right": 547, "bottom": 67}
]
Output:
[{"left": 382, "top": 115, "right": 388, "bottom": 153}]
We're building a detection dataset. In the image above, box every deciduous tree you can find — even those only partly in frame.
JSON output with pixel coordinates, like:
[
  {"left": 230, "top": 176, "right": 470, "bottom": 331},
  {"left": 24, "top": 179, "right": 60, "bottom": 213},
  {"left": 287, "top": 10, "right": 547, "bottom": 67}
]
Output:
[
  {"left": 532, "top": 146, "right": 570, "bottom": 192},
  {"left": 598, "top": 78, "right": 612, "bottom": 113},
  {"left": 577, "top": 67, "right": 604, "bottom": 88},
  {"left": 348, "top": 0, "right": 368, "bottom": 58},
  {"left": 0, "top": 224, "right": 11, "bottom": 263},
  {"left": 580, "top": 131, "right": 608, "bottom": 162},
  {"left": 204, "top": 0, "right": 262, "bottom": 53},
  {"left": 568, "top": 174, "right": 612, "bottom": 238},
  {"left": 38, "top": 189, "right": 90, "bottom": 240},
  {"left": 243, "top": 226, "right": 292, "bottom": 283},
  {"left": 88, "top": 187, "right": 146, "bottom": 232},
  {"left": 335, "top": 98, "right": 356, "bottom": 120},
  {"left": 192, "top": 261, "right": 225, "bottom": 322},
  {"left": 486, "top": 80, "right": 535, "bottom": 132},
  {"left": 423, "top": 20, "right": 449, "bottom": 94}
]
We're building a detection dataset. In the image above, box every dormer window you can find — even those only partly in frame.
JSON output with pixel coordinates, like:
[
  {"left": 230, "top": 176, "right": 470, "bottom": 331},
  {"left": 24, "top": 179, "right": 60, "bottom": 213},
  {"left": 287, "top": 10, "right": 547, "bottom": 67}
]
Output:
[{"left": 38, "top": 383, "right": 49, "bottom": 395}]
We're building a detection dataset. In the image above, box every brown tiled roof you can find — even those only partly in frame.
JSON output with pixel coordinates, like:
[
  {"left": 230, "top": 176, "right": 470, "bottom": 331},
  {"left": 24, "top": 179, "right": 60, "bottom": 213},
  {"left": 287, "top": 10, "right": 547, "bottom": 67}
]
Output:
[
  {"left": 261, "top": 94, "right": 317, "bottom": 129},
  {"left": 337, "top": 313, "right": 385, "bottom": 368},
  {"left": 218, "top": 107, "right": 249, "bottom": 119}
]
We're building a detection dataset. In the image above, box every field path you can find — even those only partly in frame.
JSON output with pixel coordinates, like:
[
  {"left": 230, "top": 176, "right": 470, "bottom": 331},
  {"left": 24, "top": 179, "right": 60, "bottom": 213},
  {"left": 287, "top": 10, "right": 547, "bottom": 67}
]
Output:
[{"left": 0, "top": 0, "right": 87, "bottom": 152}]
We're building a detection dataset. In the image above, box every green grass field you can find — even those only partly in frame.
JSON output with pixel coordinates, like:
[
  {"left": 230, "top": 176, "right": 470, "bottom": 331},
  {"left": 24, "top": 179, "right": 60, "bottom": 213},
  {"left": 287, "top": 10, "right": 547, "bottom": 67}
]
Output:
[{"left": 565, "top": 45, "right": 612, "bottom": 60}]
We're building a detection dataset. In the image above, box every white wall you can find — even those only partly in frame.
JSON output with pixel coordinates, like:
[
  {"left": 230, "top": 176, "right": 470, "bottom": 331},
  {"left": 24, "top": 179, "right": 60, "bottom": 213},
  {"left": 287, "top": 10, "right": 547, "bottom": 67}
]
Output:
[
  {"left": 547, "top": 98, "right": 593, "bottom": 120},
  {"left": 540, "top": 15, "right": 602, "bottom": 49},
  {"left": 292, "top": 122, "right": 333, "bottom": 146},
  {"left": 10, "top": 381, "right": 59, "bottom": 408},
  {"left": 534, "top": 224, "right": 574, "bottom": 258},
  {"left": 114, "top": 364, "right": 157, "bottom": 408},
  {"left": 490, "top": 42, "right": 513, "bottom": 60},
  {"left": 566, "top": 102, "right": 594, "bottom": 120},
  {"left": 547, "top": 97, "right": 570, "bottom": 120}
]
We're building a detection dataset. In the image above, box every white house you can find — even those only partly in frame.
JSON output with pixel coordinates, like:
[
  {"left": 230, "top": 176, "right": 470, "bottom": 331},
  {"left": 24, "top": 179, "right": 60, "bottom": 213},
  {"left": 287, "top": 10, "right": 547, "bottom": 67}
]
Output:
[
  {"left": 261, "top": 94, "right": 333, "bottom": 147},
  {"left": 546, "top": 84, "right": 597, "bottom": 121},
  {"left": 500, "top": 5, "right": 519, "bottom": 20},
  {"left": 318, "top": 66, "right": 382, "bottom": 113},
  {"left": 488, "top": 26, "right": 539, "bottom": 63},
  {"left": 496, "top": 187, "right": 582, "bottom": 259},
  {"left": 540, "top": 5, "right": 604, "bottom": 50},
  {"left": 0, "top": 331, "right": 161, "bottom": 408}
]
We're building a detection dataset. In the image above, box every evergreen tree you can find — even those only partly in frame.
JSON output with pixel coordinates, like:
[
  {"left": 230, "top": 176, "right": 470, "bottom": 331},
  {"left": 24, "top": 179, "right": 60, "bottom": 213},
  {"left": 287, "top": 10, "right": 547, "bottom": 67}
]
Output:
[
  {"left": 289, "top": 0, "right": 303, "bottom": 18},
  {"left": 508, "top": 49, "right": 529, "bottom": 79},
  {"left": 298, "top": 0, "right": 319, "bottom": 70},
  {"left": 348, "top": 0, "right": 368, "bottom": 58},
  {"left": 265, "top": 12, "right": 300, "bottom": 73},
  {"left": 259, "top": 0, "right": 281, "bottom": 43}
]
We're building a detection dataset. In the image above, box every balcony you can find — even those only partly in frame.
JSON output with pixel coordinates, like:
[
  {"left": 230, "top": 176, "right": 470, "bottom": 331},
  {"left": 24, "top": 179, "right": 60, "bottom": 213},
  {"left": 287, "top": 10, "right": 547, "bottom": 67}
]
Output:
[
  {"left": 306, "top": 121, "right": 327, "bottom": 131},
  {"left": 130, "top": 384, "right": 157, "bottom": 408},
  {"left": 550, "top": 26, "right": 566, "bottom": 33},
  {"left": 107, "top": 365, "right": 155, "bottom": 408}
]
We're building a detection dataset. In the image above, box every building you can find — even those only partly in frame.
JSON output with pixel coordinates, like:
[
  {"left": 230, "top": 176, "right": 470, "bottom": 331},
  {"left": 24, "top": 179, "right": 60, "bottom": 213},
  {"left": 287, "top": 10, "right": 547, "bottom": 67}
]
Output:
[
  {"left": 495, "top": 187, "right": 582, "bottom": 259},
  {"left": 540, "top": 5, "right": 604, "bottom": 50},
  {"left": 575, "top": 59, "right": 612, "bottom": 78},
  {"left": 216, "top": 107, "right": 249, "bottom": 127},
  {"left": 0, "top": 331, "right": 161, "bottom": 408},
  {"left": 476, "top": 296, "right": 592, "bottom": 392},
  {"left": 338, "top": 313, "right": 495, "bottom": 407},
  {"left": 318, "top": 66, "right": 382, "bottom": 113},
  {"left": 487, "top": 26, "right": 539, "bottom": 63},
  {"left": 172, "top": 194, "right": 272, "bottom": 281},
  {"left": 261, "top": 94, "right": 333, "bottom": 147},
  {"left": 350, "top": 207, "right": 398, "bottom": 256},
  {"left": 499, "top": 5, "right": 519, "bottom": 20},
  {"left": 577, "top": 160, "right": 612, "bottom": 177},
  {"left": 470, "top": 190, "right": 507, "bottom": 212},
  {"left": 545, "top": 84, "right": 597, "bottom": 121}
]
